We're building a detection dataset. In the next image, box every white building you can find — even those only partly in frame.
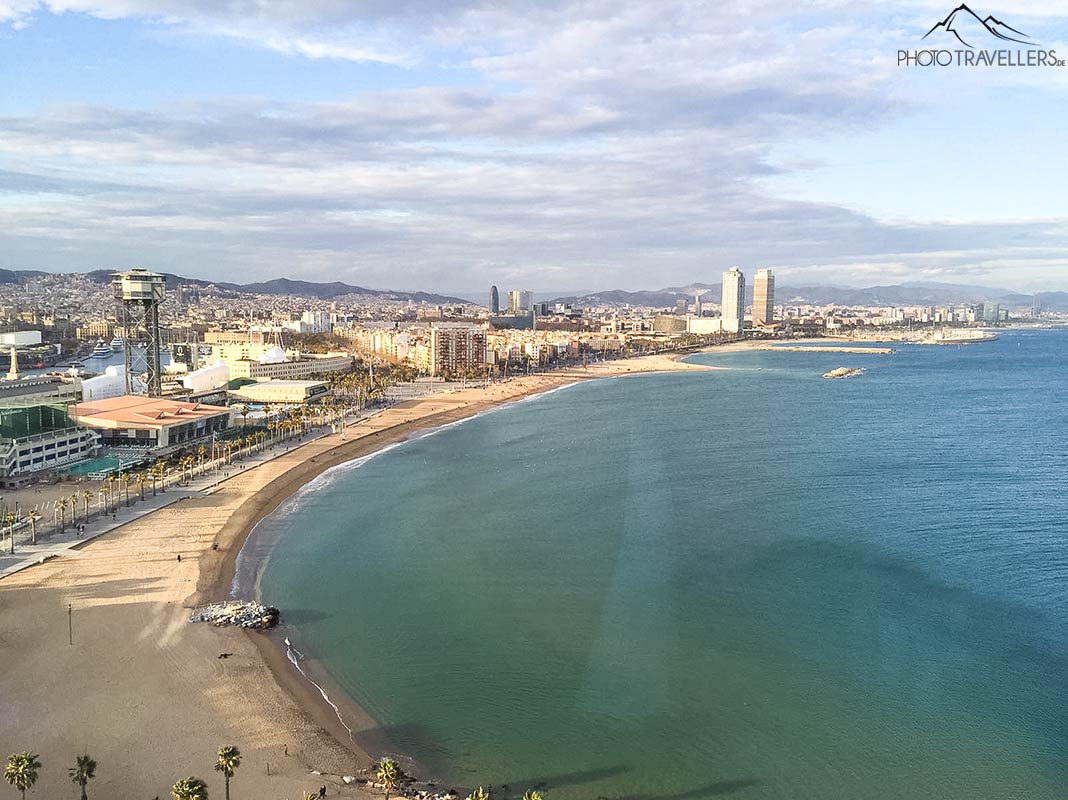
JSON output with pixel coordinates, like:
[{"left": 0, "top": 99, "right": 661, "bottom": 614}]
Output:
[
  {"left": 81, "top": 366, "right": 145, "bottom": 402},
  {"left": 753, "top": 269, "right": 775, "bottom": 326},
  {"left": 721, "top": 268, "right": 746, "bottom": 333}
]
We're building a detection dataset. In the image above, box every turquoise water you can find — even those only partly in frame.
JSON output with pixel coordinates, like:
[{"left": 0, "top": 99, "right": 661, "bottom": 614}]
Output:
[
  {"left": 65, "top": 456, "right": 121, "bottom": 476},
  {"left": 255, "top": 330, "right": 1068, "bottom": 799}
]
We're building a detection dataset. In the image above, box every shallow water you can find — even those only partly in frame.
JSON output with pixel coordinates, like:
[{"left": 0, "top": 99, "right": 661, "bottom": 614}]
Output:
[{"left": 256, "top": 330, "right": 1068, "bottom": 799}]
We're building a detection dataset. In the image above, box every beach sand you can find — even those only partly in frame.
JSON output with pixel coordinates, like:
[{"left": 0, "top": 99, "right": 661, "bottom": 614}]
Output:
[{"left": 0, "top": 354, "right": 713, "bottom": 800}]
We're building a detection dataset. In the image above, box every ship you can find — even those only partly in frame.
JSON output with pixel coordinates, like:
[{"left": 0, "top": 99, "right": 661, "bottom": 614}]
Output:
[
  {"left": 110, "top": 336, "right": 125, "bottom": 349},
  {"left": 88, "top": 340, "right": 113, "bottom": 358}
]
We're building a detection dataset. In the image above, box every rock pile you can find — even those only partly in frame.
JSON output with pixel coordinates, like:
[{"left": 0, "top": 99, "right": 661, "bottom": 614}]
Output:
[
  {"left": 822, "top": 367, "right": 864, "bottom": 379},
  {"left": 189, "top": 601, "right": 280, "bottom": 629}
]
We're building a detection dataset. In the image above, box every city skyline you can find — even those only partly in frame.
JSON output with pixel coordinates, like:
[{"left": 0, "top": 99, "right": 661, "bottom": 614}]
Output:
[{"left": 1, "top": 3, "right": 1066, "bottom": 291}]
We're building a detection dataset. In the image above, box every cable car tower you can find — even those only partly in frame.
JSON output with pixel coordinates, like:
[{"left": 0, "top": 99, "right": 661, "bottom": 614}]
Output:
[{"left": 112, "top": 269, "right": 166, "bottom": 396}]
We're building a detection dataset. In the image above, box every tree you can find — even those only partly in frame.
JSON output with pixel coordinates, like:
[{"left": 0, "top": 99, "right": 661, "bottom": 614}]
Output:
[
  {"left": 522, "top": 791, "right": 544, "bottom": 800},
  {"left": 376, "top": 759, "right": 400, "bottom": 800},
  {"left": 68, "top": 754, "right": 97, "bottom": 800},
  {"left": 4, "top": 752, "right": 41, "bottom": 800},
  {"left": 82, "top": 489, "right": 93, "bottom": 520},
  {"left": 26, "top": 510, "right": 39, "bottom": 546},
  {"left": 465, "top": 787, "right": 490, "bottom": 800},
  {"left": 3, "top": 513, "right": 14, "bottom": 554},
  {"left": 213, "top": 746, "right": 241, "bottom": 800},
  {"left": 171, "top": 777, "right": 208, "bottom": 800}
]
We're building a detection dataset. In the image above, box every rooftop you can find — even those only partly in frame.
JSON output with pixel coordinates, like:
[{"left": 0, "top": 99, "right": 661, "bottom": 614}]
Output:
[{"left": 71, "top": 395, "right": 230, "bottom": 427}]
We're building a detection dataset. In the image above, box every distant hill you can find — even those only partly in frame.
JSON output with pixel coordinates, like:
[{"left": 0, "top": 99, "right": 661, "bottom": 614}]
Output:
[
  {"left": 1, "top": 268, "right": 1060, "bottom": 310},
  {"left": 0, "top": 268, "right": 46, "bottom": 284},
  {"left": 550, "top": 280, "right": 1046, "bottom": 309},
  {"left": 29, "top": 270, "right": 469, "bottom": 305}
]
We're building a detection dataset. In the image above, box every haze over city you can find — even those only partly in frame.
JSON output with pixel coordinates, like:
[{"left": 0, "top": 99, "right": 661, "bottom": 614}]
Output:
[{"left": 2, "top": 1, "right": 1067, "bottom": 292}]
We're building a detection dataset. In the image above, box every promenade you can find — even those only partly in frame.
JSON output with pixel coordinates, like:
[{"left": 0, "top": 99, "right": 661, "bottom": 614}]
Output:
[{"left": 0, "top": 432, "right": 328, "bottom": 580}]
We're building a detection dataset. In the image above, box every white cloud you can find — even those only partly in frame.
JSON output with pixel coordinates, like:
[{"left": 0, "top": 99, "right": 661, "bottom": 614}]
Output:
[{"left": 1, "top": 0, "right": 1067, "bottom": 289}]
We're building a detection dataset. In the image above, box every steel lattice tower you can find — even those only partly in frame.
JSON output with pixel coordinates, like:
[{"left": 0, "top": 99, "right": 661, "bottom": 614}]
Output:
[{"left": 112, "top": 269, "right": 167, "bottom": 396}]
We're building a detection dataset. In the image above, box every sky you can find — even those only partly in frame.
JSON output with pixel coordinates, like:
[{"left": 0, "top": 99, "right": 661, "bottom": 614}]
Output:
[{"left": 0, "top": 1, "right": 1066, "bottom": 293}]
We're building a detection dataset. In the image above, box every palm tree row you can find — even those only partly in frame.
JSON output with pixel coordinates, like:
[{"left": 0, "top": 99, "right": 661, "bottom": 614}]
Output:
[{"left": 5, "top": 746, "right": 241, "bottom": 800}]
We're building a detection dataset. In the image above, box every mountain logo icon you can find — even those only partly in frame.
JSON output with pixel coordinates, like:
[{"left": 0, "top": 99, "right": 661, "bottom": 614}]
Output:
[{"left": 923, "top": 4, "right": 1037, "bottom": 48}]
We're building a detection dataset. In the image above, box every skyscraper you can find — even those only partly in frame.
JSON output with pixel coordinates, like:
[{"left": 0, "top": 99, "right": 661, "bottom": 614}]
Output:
[
  {"left": 753, "top": 269, "right": 775, "bottom": 326},
  {"left": 508, "top": 290, "right": 534, "bottom": 314},
  {"left": 721, "top": 268, "right": 745, "bottom": 333},
  {"left": 490, "top": 285, "right": 500, "bottom": 314},
  {"left": 694, "top": 292, "right": 702, "bottom": 317}
]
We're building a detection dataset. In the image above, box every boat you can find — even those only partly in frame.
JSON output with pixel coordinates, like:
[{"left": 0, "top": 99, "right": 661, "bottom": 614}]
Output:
[
  {"left": 88, "top": 340, "right": 113, "bottom": 358},
  {"left": 110, "top": 337, "right": 125, "bottom": 349}
]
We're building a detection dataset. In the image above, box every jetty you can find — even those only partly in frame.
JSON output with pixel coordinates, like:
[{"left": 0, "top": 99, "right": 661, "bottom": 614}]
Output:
[{"left": 756, "top": 345, "right": 894, "bottom": 354}]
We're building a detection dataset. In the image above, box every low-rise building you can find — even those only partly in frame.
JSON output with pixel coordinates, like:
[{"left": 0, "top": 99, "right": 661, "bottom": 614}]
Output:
[
  {"left": 0, "top": 405, "right": 99, "bottom": 487},
  {"left": 228, "top": 353, "right": 353, "bottom": 381},
  {"left": 0, "top": 376, "right": 82, "bottom": 407},
  {"left": 227, "top": 379, "right": 330, "bottom": 404},
  {"left": 70, "top": 395, "right": 233, "bottom": 450}
]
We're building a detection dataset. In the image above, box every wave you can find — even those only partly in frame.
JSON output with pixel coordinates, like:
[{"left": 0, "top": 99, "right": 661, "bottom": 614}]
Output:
[{"left": 284, "top": 636, "right": 357, "bottom": 744}]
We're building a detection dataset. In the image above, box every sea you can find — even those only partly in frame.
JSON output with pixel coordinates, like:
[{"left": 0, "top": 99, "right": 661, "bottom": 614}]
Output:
[{"left": 247, "top": 329, "right": 1068, "bottom": 799}]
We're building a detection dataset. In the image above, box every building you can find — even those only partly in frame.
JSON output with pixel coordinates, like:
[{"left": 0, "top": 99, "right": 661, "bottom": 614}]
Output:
[
  {"left": 70, "top": 395, "right": 233, "bottom": 450},
  {"left": 490, "top": 285, "right": 500, "bottom": 314},
  {"left": 81, "top": 366, "right": 144, "bottom": 403},
  {"left": 507, "top": 290, "right": 534, "bottom": 314},
  {"left": 694, "top": 293, "right": 703, "bottom": 316},
  {"left": 753, "top": 269, "right": 775, "bottom": 326},
  {"left": 675, "top": 298, "right": 688, "bottom": 315},
  {"left": 982, "top": 302, "right": 1001, "bottom": 323},
  {"left": 0, "top": 376, "right": 82, "bottom": 407},
  {"left": 227, "top": 379, "right": 330, "bottom": 404},
  {"left": 0, "top": 405, "right": 99, "bottom": 486},
  {"left": 300, "top": 310, "right": 331, "bottom": 334},
  {"left": 228, "top": 353, "right": 353, "bottom": 382},
  {"left": 429, "top": 323, "right": 487, "bottom": 377},
  {"left": 722, "top": 268, "right": 746, "bottom": 333}
]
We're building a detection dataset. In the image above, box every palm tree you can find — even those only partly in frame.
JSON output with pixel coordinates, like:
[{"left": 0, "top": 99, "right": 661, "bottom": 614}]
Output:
[
  {"left": 171, "top": 777, "right": 208, "bottom": 800},
  {"left": 376, "top": 758, "right": 400, "bottom": 800},
  {"left": 82, "top": 489, "right": 93, "bottom": 520},
  {"left": 121, "top": 472, "right": 131, "bottom": 506},
  {"left": 213, "top": 746, "right": 241, "bottom": 800},
  {"left": 3, "top": 513, "right": 14, "bottom": 554},
  {"left": 69, "top": 493, "right": 79, "bottom": 524},
  {"left": 465, "top": 787, "right": 490, "bottom": 800},
  {"left": 69, "top": 754, "right": 97, "bottom": 800},
  {"left": 26, "top": 510, "right": 39, "bottom": 546},
  {"left": 522, "top": 791, "right": 544, "bottom": 800},
  {"left": 4, "top": 752, "right": 41, "bottom": 800},
  {"left": 135, "top": 474, "right": 146, "bottom": 502}
]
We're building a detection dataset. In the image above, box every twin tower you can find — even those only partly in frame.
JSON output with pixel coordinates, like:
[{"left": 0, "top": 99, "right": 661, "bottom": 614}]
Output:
[{"left": 722, "top": 267, "right": 775, "bottom": 332}]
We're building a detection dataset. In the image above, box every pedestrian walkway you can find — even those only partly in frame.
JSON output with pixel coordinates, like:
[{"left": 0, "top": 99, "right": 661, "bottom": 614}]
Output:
[{"left": 0, "top": 429, "right": 332, "bottom": 580}]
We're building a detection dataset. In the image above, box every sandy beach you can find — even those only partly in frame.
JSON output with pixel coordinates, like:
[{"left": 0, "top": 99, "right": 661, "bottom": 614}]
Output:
[{"left": 0, "top": 354, "right": 714, "bottom": 800}]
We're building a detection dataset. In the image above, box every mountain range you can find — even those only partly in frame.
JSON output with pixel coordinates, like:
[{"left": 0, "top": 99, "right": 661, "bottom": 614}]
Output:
[
  {"left": 0, "top": 269, "right": 1062, "bottom": 311},
  {"left": 547, "top": 281, "right": 1062, "bottom": 310},
  {"left": 0, "top": 268, "right": 469, "bottom": 305}
]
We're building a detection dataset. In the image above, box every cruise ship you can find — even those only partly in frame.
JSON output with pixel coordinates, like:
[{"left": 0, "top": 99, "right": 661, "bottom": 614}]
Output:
[
  {"left": 88, "top": 340, "right": 113, "bottom": 358},
  {"left": 110, "top": 336, "right": 125, "bottom": 349}
]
